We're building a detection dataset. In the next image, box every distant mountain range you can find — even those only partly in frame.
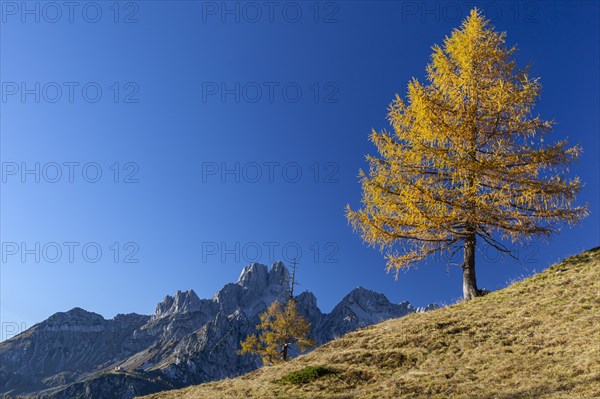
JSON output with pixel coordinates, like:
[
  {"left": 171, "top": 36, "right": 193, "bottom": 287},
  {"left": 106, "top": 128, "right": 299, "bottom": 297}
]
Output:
[{"left": 0, "top": 261, "right": 438, "bottom": 399}]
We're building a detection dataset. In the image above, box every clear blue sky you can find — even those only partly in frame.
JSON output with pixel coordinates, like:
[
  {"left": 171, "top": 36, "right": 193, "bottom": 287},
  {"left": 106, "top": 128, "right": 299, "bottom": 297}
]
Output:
[{"left": 1, "top": 1, "right": 598, "bottom": 339}]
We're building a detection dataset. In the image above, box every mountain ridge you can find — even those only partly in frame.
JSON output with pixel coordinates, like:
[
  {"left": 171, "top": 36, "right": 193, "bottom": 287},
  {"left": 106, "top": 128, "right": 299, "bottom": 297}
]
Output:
[{"left": 0, "top": 261, "right": 432, "bottom": 399}]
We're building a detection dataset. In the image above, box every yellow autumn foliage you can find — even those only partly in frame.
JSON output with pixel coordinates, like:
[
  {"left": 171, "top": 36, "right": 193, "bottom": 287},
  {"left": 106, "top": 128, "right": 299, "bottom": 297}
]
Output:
[
  {"left": 347, "top": 8, "right": 587, "bottom": 276},
  {"left": 239, "top": 300, "right": 315, "bottom": 365}
]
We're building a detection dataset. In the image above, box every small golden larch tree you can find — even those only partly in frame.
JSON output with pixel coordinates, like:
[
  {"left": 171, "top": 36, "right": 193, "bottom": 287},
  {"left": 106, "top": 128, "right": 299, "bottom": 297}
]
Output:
[{"left": 239, "top": 299, "right": 315, "bottom": 365}]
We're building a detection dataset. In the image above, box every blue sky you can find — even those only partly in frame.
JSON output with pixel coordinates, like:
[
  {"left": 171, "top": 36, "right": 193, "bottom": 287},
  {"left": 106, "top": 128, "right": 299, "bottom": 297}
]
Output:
[{"left": 1, "top": 1, "right": 598, "bottom": 340}]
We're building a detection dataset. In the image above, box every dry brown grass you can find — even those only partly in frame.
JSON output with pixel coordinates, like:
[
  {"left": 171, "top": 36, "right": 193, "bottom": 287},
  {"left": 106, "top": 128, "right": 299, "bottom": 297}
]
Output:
[{"left": 139, "top": 247, "right": 600, "bottom": 399}]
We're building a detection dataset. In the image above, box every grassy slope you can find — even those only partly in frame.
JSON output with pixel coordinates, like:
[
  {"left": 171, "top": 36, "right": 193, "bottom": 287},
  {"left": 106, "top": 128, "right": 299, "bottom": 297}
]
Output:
[{"left": 140, "top": 248, "right": 600, "bottom": 399}]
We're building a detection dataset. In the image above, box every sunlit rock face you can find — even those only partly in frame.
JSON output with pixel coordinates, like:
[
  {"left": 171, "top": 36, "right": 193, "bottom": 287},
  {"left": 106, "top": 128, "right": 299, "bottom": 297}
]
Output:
[{"left": 1, "top": 261, "right": 434, "bottom": 399}]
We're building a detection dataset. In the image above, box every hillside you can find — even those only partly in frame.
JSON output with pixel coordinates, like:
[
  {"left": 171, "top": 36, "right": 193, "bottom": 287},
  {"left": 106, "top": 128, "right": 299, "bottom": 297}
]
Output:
[{"left": 140, "top": 247, "right": 600, "bottom": 399}]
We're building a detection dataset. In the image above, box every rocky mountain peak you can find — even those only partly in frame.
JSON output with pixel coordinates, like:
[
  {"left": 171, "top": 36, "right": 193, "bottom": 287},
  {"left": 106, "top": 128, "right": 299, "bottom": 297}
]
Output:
[
  {"left": 294, "top": 291, "right": 322, "bottom": 328},
  {"left": 45, "top": 307, "right": 105, "bottom": 325},
  {"left": 268, "top": 261, "right": 290, "bottom": 287},
  {"left": 236, "top": 261, "right": 290, "bottom": 294},
  {"left": 342, "top": 286, "right": 389, "bottom": 306},
  {"left": 339, "top": 288, "right": 416, "bottom": 315},
  {"left": 295, "top": 291, "right": 318, "bottom": 308},
  {"left": 153, "top": 289, "right": 202, "bottom": 320},
  {"left": 237, "top": 263, "right": 269, "bottom": 291}
]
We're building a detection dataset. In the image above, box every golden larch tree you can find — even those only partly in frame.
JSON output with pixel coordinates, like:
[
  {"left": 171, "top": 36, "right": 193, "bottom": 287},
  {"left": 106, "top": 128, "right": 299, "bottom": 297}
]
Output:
[
  {"left": 239, "top": 299, "right": 315, "bottom": 365},
  {"left": 346, "top": 8, "right": 587, "bottom": 300}
]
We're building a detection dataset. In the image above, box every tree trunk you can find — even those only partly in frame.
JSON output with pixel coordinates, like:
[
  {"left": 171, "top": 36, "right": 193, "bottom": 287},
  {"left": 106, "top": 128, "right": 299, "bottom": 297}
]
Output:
[
  {"left": 282, "top": 343, "right": 288, "bottom": 361},
  {"left": 462, "top": 233, "right": 478, "bottom": 301}
]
